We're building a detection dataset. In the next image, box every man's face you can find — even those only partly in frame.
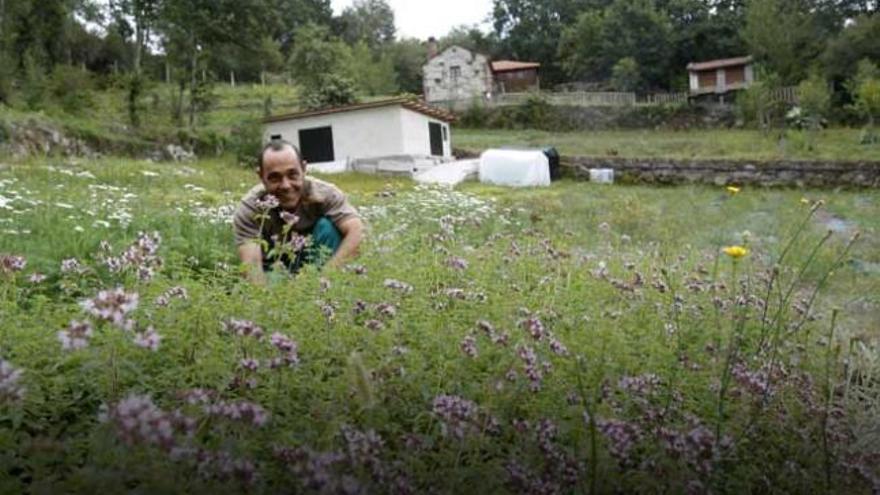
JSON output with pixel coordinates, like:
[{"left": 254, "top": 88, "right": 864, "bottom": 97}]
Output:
[{"left": 258, "top": 146, "right": 305, "bottom": 210}]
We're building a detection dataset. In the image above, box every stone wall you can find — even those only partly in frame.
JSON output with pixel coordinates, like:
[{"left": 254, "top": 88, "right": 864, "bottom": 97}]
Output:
[{"left": 565, "top": 156, "right": 880, "bottom": 188}]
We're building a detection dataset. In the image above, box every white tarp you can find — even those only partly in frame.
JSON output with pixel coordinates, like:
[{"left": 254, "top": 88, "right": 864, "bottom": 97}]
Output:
[
  {"left": 308, "top": 159, "right": 349, "bottom": 174},
  {"left": 479, "top": 149, "right": 550, "bottom": 187},
  {"left": 413, "top": 159, "right": 479, "bottom": 186}
]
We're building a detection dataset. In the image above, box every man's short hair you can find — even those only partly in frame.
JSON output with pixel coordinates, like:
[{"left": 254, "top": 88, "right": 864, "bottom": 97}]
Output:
[{"left": 258, "top": 138, "right": 303, "bottom": 172}]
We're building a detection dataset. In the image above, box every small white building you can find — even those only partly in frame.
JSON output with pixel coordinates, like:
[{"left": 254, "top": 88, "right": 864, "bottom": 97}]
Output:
[{"left": 263, "top": 98, "right": 455, "bottom": 168}]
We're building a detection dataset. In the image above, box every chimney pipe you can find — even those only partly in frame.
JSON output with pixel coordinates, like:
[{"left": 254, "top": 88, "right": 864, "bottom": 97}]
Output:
[{"left": 427, "top": 36, "right": 438, "bottom": 61}]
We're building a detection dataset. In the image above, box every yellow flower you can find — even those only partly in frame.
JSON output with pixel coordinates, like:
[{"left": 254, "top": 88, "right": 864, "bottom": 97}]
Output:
[
  {"left": 800, "top": 197, "right": 810, "bottom": 205},
  {"left": 726, "top": 186, "right": 741, "bottom": 195},
  {"left": 722, "top": 246, "right": 749, "bottom": 259}
]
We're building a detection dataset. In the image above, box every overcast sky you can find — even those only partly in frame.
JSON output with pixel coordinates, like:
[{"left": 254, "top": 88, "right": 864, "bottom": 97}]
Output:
[{"left": 330, "top": 0, "right": 494, "bottom": 40}]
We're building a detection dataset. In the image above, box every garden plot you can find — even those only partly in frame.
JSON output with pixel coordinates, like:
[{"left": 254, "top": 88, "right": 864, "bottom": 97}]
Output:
[{"left": 0, "top": 158, "right": 878, "bottom": 494}]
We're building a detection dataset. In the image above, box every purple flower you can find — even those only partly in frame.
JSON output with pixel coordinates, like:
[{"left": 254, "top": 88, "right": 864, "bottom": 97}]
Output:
[
  {"left": 28, "top": 273, "right": 47, "bottom": 283},
  {"left": 364, "top": 319, "right": 384, "bottom": 332},
  {"left": 0, "top": 359, "right": 26, "bottom": 403},
  {"left": 460, "top": 335, "right": 478, "bottom": 358},
  {"left": 269, "top": 332, "right": 299, "bottom": 367},
  {"left": 0, "top": 254, "right": 26, "bottom": 274},
  {"left": 446, "top": 256, "right": 469, "bottom": 271},
  {"left": 432, "top": 394, "right": 480, "bottom": 439},
  {"left": 280, "top": 210, "right": 299, "bottom": 225},
  {"left": 58, "top": 320, "right": 94, "bottom": 351},
  {"left": 239, "top": 358, "right": 260, "bottom": 372},
  {"left": 375, "top": 302, "right": 397, "bottom": 318},
  {"left": 155, "top": 286, "right": 188, "bottom": 307},
  {"left": 99, "top": 394, "right": 177, "bottom": 450},
  {"left": 133, "top": 326, "right": 161, "bottom": 351},
  {"left": 253, "top": 194, "right": 279, "bottom": 210},
  {"left": 549, "top": 336, "right": 569, "bottom": 356},
  {"left": 222, "top": 319, "right": 264, "bottom": 340},
  {"left": 204, "top": 400, "right": 270, "bottom": 427},
  {"left": 384, "top": 279, "right": 413, "bottom": 294},
  {"left": 519, "top": 316, "right": 547, "bottom": 341},
  {"left": 597, "top": 418, "right": 642, "bottom": 466},
  {"left": 60, "top": 258, "right": 82, "bottom": 274},
  {"left": 81, "top": 287, "right": 139, "bottom": 328}
]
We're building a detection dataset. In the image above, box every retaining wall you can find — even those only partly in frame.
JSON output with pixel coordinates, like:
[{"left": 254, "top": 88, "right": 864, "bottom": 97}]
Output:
[{"left": 564, "top": 156, "right": 880, "bottom": 188}]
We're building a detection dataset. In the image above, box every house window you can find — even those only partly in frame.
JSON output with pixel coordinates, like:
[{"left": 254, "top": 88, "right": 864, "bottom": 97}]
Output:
[{"left": 450, "top": 66, "right": 461, "bottom": 82}]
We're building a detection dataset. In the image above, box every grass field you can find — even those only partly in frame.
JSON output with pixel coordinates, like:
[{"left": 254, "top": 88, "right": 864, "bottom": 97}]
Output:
[
  {"left": 454, "top": 127, "right": 880, "bottom": 161},
  {"left": 0, "top": 157, "right": 878, "bottom": 493}
]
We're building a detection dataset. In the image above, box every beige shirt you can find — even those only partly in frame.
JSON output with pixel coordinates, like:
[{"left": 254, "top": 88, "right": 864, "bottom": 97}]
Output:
[{"left": 232, "top": 177, "right": 359, "bottom": 246}]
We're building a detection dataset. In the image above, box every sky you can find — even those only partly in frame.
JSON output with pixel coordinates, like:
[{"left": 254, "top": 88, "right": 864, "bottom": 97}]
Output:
[{"left": 330, "top": 0, "right": 494, "bottom": 41}]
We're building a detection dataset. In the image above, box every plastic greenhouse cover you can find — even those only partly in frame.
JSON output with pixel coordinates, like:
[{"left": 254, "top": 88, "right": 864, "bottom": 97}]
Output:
[{"left": 478, "top": 149, "right": 550, "bottom": 187}]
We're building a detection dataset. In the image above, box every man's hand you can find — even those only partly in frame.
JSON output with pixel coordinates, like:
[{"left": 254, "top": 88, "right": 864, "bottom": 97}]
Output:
[
  {"left": 238, "top": 242, "right": 267, "bottom": 285},
  {"left": 327, "top": 216, "right": 364, "bottom": 269}
]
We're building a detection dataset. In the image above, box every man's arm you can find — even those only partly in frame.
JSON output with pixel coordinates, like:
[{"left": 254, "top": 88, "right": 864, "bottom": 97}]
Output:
[
  {"left": 238, "top": 242, "right": 267, "bottom": 285},
  {"left": 327, "top": 216, "right": 364, "bottom": 269}
]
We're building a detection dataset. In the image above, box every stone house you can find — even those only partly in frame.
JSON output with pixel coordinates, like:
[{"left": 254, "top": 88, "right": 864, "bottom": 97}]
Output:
[{"left": 422, "top": 45, "right": 493, "bottom": 104}]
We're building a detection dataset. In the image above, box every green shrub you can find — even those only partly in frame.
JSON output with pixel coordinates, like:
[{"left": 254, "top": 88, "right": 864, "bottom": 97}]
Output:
[
  {"left": 301, "top": 73, "right": 358, "bottom": 110},
  {"left": 228, "top": 119, "right": 264, "bottom": 167},
  {"left": 458, "top": 100, "right": 491, "bottom": 128},
  {"left": 48, "top": 65, "right": 95, "bottom": 114}
]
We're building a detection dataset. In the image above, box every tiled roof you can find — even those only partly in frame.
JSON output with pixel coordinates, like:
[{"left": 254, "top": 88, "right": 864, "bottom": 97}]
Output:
[
  {"left": 263, "top": 97, "right": 456, "bottom": 124},
  {"left": 686, "top": 56, "right": 753, "bottom": 72},
  {"left": 491, "top": 60, "right": 541, "bottom": 72}
]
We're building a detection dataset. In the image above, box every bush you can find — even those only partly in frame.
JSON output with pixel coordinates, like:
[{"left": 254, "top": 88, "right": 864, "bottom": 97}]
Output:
[
  {"left": 458, "top": 100, "right": 491, "bottom": 128},
  {"left": 736, "top": 69, "right": 785, "bottom": 131},
  {"left": 301, "top": 73, "right": 358, "bottom": 110},
  {"left": 22, "top": 53, "right": 48, "bottom": 111},
  {"left": 228, "top": 119, "right": 264, "bottom": 167},
  {"left": 49, "top": 65, "right": 95, "bottom": 114},
  {"left": 611, "top": 57, "right": 641, "bottom": 92}
]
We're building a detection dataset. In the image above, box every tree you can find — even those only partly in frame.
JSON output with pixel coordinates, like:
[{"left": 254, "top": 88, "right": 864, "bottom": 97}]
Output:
[
  {"left": 822, "top": 15, "right": 880, "bottom": 89},
  {"left": 385, "top": 37, "right": 426, "bottom": 94},
  {"left": 610, "top": 57, "right": 640, "bottom": 91},
  {"left": 287, "top": 23, "right": 354, "bottom": 88},
  {"left": 301, "top": 73, "right": 358, "bottom": 110},
  {"left": 737, "top": 68, "right": 784, "bottom": 132},
  {"left": 493, "top": 0, "right": 602, "bottom": 85},
  {"left": 349, "top": 42, "right": 398, "bottom": 96},
  {"left": 558, "top": 0, "right": 672, "bottom": 89},
  {"left": 796, "top": 70, "right": 831, "bottom": 149},
  {"left": 440, "top": 25, "right": 499, "bottom": 56},
  {"left": 742, "top": 0, "right": 822, "bottom": 85},
  {"left": 851, "top": 59, "right": 880, "bottom": 141},
  {"left": 558, "top": 10, "right": 603, "bottom": 82},
  {"left": 158, "top": 0, "right": 265, "bottom": 127},
  {"left": 336, "top": 0, "right": 395, "bottom": 49}
]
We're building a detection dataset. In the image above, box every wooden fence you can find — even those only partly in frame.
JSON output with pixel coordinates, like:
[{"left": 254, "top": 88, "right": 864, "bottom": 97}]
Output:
[{"left": 456, "top": 90, "right": 690, "bottom": 108}]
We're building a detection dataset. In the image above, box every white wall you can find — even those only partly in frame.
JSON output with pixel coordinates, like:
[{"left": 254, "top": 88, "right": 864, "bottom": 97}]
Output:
[
  {"left": 399, "top": 108, "right": 452, "bottom": 158},
  {"left": 264, "top": 105, "right": 403, "bottom": 162}
]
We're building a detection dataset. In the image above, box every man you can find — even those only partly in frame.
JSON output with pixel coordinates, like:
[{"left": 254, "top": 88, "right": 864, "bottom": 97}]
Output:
[{"left": 233, "top": 139, "right": 364, "bottom": 284}]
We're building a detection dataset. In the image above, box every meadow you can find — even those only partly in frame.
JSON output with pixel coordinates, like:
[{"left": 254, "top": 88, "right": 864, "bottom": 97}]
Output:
[{"left": 0, "top": 156, "right": 878, "bottom": 494}]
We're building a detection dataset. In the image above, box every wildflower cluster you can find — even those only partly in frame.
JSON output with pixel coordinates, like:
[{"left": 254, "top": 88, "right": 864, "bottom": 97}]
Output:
[
  {"left": 432, "top": 394, "right": 499, "bottom": 439},
  {"left": 80, "top": 287, "right": 139, "bottom": 329},
  {"left": 0, "top": 254, "right": 25, "bottom": 275},
  {"left": 57, "top": 320, "right": 94, "bottom": 351},
  {"left": 98, "top": 394, "right": 186, "bottom": 451},
  {"left": 154, "top": 286, "right": 189, "bottom": 307},
  {"left": 101, "top": 231, "right": 163, "bottom": 280}
]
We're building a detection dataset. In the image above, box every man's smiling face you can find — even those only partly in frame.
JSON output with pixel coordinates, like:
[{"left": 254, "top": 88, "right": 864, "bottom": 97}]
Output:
[{"left": 258, "top": 144, "right": 305, "bottom": 210}]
